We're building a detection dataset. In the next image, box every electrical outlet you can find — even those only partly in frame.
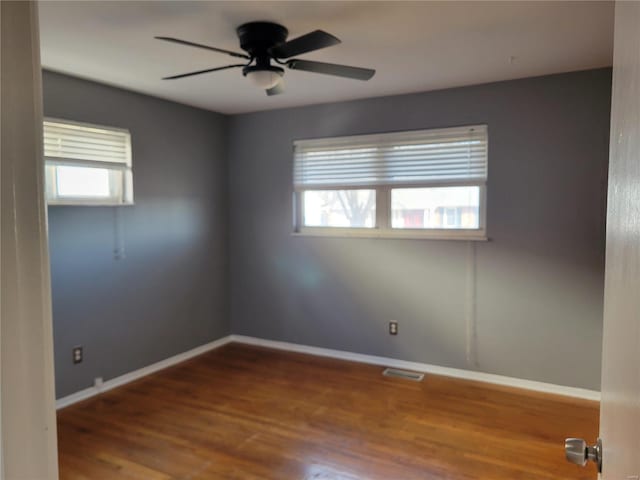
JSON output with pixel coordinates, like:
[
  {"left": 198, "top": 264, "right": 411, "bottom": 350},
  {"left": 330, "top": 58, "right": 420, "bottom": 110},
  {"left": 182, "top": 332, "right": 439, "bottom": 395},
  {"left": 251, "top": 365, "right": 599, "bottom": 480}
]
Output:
[
  {"left": 389, "top": 321, "right": 398, "bottom": 335},
  {"left": 72, "top": 346, "right": 83, "bottom": 364}
]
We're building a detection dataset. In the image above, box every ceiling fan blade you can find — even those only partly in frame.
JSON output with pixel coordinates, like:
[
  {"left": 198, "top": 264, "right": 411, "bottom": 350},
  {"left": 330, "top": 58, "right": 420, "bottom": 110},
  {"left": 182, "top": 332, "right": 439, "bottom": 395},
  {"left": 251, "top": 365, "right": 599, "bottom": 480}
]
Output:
[
  {"left": 266, "top": 82, "right": 285, "bottom": 96},
  {"left": 155, "top": 36, "right": 250, "bottom": 60},
  {"left": 287, "top": 59, "right": 375, "bottom": 81},
  {"left": 162, "top": 64, "right": 245, "bottom": 80},
  {"left": 269, "top": 30, "right": 340, "bottom": 59}
]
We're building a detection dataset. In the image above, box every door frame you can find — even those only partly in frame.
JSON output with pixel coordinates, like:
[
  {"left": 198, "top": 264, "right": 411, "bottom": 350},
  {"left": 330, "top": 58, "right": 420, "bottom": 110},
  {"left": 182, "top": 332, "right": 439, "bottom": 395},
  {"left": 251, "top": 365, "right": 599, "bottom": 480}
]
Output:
[{"left": 1, "top": 1, "right": 59, "bottom": 478}]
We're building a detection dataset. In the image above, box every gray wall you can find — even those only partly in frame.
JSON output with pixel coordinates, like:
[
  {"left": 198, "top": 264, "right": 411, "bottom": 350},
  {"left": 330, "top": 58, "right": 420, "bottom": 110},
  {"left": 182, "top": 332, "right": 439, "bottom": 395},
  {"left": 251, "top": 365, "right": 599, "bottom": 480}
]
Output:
[
  {"left": 228, "top": 68, "right": 611, "bottom": 391},
  {"left": 46, "top": 68, "right": 611, "bottom": 397},
  {"left": 43, "top": 71, "right": 230, "bottom": 398}
]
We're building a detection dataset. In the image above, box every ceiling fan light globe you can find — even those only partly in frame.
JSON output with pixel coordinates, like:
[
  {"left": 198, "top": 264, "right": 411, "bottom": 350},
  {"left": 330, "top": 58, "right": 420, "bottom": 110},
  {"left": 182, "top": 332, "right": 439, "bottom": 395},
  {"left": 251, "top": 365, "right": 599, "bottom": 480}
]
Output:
[
  {"left": 242, "top": 64, "right": 285, "bottom": 89},
  {"left": 246, "top": 69, "right": 283, "bottom": 89}
]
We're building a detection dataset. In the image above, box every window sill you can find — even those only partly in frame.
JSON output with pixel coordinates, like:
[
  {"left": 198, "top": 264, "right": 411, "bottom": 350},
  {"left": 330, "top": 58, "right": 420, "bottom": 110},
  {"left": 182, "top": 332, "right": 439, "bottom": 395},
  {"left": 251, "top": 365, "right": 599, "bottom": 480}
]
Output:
[
  {"left": 292, "top": 229, "right": 489, "bottom": 241},
  {"left": 47, "top": 202, "right": 135, "bottom": 207}
]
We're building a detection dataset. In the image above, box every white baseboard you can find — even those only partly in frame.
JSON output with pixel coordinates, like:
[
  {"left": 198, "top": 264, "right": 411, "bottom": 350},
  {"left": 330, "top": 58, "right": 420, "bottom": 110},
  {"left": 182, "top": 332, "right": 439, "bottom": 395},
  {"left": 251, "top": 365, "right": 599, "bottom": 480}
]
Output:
[
  {"left": 56, "top": 333, "right": 600, "bottom": 409},
  {"left": 229, "top": 335, "right": 601, "bottom": 401},
  {"left": 56, "top": 335, "right": 233, "bottom": 409}
]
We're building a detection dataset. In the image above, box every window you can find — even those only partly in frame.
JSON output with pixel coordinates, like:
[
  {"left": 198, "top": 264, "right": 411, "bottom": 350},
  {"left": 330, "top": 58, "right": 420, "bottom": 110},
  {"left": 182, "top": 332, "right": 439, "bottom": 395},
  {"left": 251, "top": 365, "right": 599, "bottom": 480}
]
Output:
[
  {"left": 293, "top": 125, "right": 488, "bottom": 239},
  {"left": 302, "top": 190, "right": 376, "bottom": 228},
  {"left": 44, "top": 118, "right": 133, "bottom": 205}
]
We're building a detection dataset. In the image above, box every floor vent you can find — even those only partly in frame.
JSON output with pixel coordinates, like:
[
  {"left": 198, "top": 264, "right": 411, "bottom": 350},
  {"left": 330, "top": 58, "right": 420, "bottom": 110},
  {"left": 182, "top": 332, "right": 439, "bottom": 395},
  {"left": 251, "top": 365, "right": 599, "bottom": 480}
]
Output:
[{"left": 382, "top": 368, "right": 424, "bottom": 382}]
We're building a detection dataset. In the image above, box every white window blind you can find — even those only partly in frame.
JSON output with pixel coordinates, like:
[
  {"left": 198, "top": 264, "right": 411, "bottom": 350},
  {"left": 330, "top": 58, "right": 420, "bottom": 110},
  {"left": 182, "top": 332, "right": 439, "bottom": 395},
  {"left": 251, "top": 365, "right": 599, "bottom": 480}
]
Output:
[
  {"left": 293, "top": 125, "right": 488, "bottom": 189},
  {"left": 44, "top": 119, "right": 131, "bottom": 166},
  {"left": 43, "top": 118, "right": 133, "bottom": 205}
]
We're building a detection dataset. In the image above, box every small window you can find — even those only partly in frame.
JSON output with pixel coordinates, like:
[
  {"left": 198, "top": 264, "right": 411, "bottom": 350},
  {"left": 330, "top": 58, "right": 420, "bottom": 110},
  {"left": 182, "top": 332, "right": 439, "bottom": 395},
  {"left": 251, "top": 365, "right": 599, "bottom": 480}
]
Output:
[
  {"left": 391, "top": 186, "right": 481, "bottom": 230},
  {"left": 44, "top": 118, "right": 133, "bottom": 205},
  {"left": 302, "top": 189, "right": 376, "bottom": 228},
  {"left": 293, "top": 125, "right": 488, "bottom": 239}
]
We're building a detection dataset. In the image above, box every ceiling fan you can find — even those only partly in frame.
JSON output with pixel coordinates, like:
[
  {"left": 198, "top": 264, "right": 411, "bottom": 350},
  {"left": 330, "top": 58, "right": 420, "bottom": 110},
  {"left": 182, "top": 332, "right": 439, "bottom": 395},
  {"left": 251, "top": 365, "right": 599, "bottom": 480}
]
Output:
[{"left": 155, "top": 21, "right": 375, "bottom": 96}]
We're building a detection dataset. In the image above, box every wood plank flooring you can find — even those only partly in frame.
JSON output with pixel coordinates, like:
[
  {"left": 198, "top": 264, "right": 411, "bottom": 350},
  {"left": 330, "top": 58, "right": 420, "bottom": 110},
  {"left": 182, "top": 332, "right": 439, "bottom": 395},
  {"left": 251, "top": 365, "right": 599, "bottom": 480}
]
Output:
[{"left": 57, "top": 343, "right": 599, "bottom": 479}]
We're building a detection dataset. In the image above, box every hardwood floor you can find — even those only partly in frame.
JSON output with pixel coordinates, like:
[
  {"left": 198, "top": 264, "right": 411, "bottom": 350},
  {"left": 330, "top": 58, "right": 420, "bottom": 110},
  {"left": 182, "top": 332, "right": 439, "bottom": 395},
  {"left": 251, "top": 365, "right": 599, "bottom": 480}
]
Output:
[{"left": 57, "top": 343, "right": 599, "bottom": 479}]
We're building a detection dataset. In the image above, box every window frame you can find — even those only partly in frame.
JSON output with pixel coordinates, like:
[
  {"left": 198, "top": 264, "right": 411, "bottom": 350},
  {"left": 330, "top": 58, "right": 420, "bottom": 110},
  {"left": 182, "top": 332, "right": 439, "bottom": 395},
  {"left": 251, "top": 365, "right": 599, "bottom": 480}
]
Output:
[
  {"left": 44, "top": 117, "right": 134, "bottom": 207},
  {"left": 292, "top": 126, "right": 488, "bottom": 241}
]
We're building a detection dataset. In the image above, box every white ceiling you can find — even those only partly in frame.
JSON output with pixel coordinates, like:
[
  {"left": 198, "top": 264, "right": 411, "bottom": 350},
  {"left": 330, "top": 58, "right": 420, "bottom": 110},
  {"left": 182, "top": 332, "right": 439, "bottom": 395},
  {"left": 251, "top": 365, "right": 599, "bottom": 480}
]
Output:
[{"left": 38, "top": 1, "right": 614, "bottom": 115}]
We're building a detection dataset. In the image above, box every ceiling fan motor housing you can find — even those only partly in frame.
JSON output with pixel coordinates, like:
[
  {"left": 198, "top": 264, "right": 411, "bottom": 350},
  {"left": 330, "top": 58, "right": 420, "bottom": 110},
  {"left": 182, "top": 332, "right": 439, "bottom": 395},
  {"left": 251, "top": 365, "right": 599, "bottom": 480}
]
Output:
[{"left": 236, "top": 22, "right": 288, "bottom": 58}]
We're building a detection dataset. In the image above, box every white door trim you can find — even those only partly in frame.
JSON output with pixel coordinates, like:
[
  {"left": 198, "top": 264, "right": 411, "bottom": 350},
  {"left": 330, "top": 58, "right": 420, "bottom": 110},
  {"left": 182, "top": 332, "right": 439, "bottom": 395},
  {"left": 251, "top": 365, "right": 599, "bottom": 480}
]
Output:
[{"left": 1, "top": 2, "right": 59, "bottom": 478}]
